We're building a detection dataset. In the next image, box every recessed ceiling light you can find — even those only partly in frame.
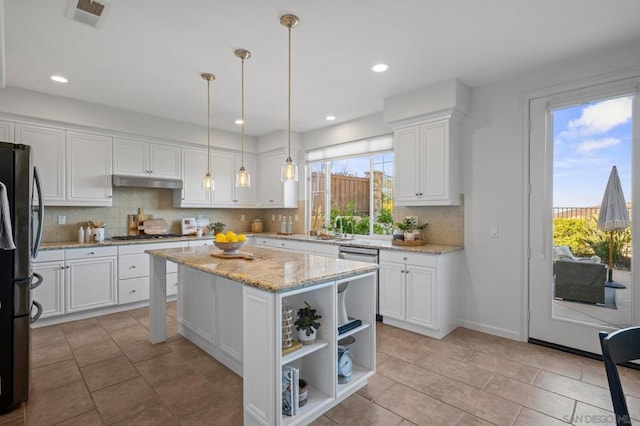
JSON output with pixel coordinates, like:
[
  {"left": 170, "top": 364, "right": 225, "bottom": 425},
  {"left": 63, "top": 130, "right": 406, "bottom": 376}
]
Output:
[
  {"left": 325, "top": 115, "right": 336, "bottom": 121},
  {"left": 235, "top": 119, "right": 244, "bottom": 125},
  {"left": 371, "top": 63, "right": 389, "bottom": 73},
  {"left": 50, "top": 75, "right": 68, "bottom": 83}
]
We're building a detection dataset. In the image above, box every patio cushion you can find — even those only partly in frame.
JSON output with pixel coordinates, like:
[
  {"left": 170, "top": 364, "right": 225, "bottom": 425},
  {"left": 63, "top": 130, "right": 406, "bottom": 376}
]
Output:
[{"left": 555, "top": 260, "right": 606, "bottom": 304}]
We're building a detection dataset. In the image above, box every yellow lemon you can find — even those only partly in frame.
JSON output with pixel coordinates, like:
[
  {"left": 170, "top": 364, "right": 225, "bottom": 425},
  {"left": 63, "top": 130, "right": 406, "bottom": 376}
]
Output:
[
  {"left": 229, "top": 236, "right": 239, "bottom": 243},
  {"left": 225, "top": 230, "right": 236, "bottom": 239},
  {"left": 215, "top": 233, "right": 227, "bottom": 242},
  {"left": 237, "top": 234, "right": 246, "bottom": 242}
]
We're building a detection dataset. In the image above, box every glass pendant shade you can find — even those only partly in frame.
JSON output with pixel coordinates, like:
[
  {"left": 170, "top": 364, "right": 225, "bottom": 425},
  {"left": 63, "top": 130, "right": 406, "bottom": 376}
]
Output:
[
  {"left": 280, "top": 14, "right": 299, "bottom": 183},
  {"left": 201, "top": 72, "right": 215, "bottom": 193},
  {"left": 202, "top": 172, "right": 214, "bottom": 191},
  {"left": 281, "top": 157, "right": 298, "bottom": 182},
  {"left": 235, "top": 49, "right": 251, "bottom": 188},
  {"left": 236, "top": 166, "right": 250, "bottom": 187}
]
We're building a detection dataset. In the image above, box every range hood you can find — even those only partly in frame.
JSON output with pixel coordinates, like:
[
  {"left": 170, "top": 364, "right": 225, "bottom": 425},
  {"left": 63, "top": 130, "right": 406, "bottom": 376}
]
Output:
[{"left": 112, "top": 175, "right": 183, "bottom": 189}]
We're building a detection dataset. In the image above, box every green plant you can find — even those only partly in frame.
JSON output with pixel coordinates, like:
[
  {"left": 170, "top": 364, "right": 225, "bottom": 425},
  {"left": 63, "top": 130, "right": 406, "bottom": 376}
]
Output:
[
  {"left": 209, "top": 222, "right": 225, "bottom": 234},
  {"left": 294, "top": 301, "right": 322, "bottom": 336},
  {"left": 395, "top": 216, "right": 428, "bottom": 232}
]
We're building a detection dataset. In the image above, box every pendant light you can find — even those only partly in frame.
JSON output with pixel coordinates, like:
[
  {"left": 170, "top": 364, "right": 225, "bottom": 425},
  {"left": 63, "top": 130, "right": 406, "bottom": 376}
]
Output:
[
  {"left": 201, "top": 72, "right": 215, "bottom": 191},
  {"left": 280, "top": 14, "right": 299, "bottom": 182},
  {"left": 235, "top": 49, "right": 251, "bottom": 187}
]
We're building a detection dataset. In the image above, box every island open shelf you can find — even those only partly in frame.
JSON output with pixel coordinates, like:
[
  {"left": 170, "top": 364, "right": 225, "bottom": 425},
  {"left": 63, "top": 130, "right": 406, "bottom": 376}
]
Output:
[{"left": 145, "top": 245, "right": 377, "bottom": 426}]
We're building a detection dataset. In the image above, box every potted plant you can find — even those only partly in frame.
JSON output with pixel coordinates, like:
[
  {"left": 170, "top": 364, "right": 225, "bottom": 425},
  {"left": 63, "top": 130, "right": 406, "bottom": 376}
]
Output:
[
  {"left": 209, "top": 221, "right": 225, "bottom": 235},
  {"left": 294, "top": 301, "right": 322, "bottom": 345},
  {"left": 395, "top": 216, "right": 428, "bottom": 241}
]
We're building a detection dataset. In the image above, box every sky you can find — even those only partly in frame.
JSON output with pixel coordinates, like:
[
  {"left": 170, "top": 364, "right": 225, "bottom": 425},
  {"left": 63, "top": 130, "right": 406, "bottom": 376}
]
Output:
[{"left": 553, "top": 96, "right": 632, "bottom": 207}]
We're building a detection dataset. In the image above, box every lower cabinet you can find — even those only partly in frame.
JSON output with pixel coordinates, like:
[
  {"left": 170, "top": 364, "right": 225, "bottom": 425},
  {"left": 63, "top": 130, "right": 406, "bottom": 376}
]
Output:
[
  {"left": 32, "top": 241, "right": 188, "bottom": 325},
  {"left": 32, "top": 250, "right": 65, "bottom": 319},
  {"left": 117, "top": 241, "right": 188, "bottom": 304},
  {"left": 378, "top": 249, "right": 459, "bottom": 339}
]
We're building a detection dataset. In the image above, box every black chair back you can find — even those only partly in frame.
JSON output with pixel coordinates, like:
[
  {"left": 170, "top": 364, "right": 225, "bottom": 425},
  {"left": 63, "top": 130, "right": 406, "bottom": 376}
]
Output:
[{"left": 599, "top": 327, "right": 640, "bottom": 425}]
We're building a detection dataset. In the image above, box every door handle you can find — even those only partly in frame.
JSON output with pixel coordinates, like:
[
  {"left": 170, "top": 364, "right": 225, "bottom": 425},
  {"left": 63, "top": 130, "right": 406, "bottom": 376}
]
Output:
[
  {"left": 30, "top": 272, "right": 44, "bottom": 290},
  {"left": 30, "top": 300, "right": 43, "bottom": 323},
  {"left": 32, "top": 166, "right": 44, "bottom": 258}
]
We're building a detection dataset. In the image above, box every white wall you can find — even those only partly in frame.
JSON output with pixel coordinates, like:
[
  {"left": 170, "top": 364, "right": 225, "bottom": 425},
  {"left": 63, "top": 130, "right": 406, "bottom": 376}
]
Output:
[
  {"left": 459, "top": 38, "right": 640, "bottom": 340},
  {"left": 0, "top": 86, "right": 258, "bottom": 152},
  {"left": 302, "top": 113, "right": 392, "bottom": 151}
]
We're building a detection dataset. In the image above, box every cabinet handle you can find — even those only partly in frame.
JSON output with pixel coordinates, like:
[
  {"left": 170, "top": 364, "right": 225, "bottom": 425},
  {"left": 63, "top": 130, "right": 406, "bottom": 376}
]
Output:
[
  {"left": 88, "top": 252, "right": 95, "bottom": 255},
  {"left": 66, "top": 266, "right": 70, "bottom": 269},
  {"left": 129, "top": 265, "right": 136, "bottom": 269},
  {"left": 269, "top": 199, "right": 274, "bottom": 202},
  {"left": 60, "top": 266, "right": 65, "bottom": 270},
  {"left": 419, "top": 192, "right": 423, "bottom": 196},
  {"left": 130, "top": 289, "right": 136, "bottom": 293},
  {"left": 173, "top": 283, "right": 178, "bottom": 287}
]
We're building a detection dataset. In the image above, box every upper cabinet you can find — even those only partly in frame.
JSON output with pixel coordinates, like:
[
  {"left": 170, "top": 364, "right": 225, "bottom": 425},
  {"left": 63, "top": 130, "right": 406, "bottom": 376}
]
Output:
[
  {"left": 175, "top": 147, "right": 258, "bottom": 208},
  {"left": 113, "top": 138, "right": 180, "bottom": 179},
  {"left": 15, "top": 124, "right": 112, "bottom": 206},
  {"left": 257, "top": 150, "right": 297, "bottom": 208},
  {"left": 16, "top": 124, "right": 66, "bottom": 203},
  {"left": 393, "top": 118, "right": 461, "bottom": 206},
  {"left": 0, "top": 120, "right": 14, "bottom": 142}
]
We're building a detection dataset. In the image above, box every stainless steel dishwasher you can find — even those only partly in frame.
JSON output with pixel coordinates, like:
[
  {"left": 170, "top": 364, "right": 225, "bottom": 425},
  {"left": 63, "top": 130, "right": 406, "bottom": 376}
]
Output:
[{"left": 338, "top": 246, "right": 382, "bottom": 322}]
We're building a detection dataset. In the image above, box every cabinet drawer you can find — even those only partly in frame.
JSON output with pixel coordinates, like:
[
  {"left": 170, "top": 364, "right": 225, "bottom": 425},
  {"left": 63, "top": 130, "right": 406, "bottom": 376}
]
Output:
[
  {"left": 294, "top": 241, "right": 315, "bottom": 253},
  {"left": 119, "top": 277, "right": 149, "bottom": 304},
  {"left": 167, "top": 261, "right": 178, "bottom": 274},
  {"left": 66, "top": 246, "right": 118, "bottom": 260},
  {"left": 118, "top": 241, "right": 189, "bottom": 255},
  {"left": 379, "top": 250, "right": 436, "bottom": 267},
  {"left": 34, "top": 250, "right": 65, "bottom": 262},
  {"left": 255, "top": 237, "right": 274, "bottom": 247},
  {"left": 315, "top": 243, "right": 339, "bottom": 257},
  {"left": 272, "top": 239, "right": 295, "bottom": 250},
  {"left": 118, "top": 254, "right": 149, "bottom": 279},
  {"left": 188, "top": 240, "right": 213, "bottom": 247}
]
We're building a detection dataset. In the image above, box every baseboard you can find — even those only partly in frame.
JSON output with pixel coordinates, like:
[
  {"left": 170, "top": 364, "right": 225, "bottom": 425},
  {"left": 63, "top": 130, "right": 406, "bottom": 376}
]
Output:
[{"left": 457, "top": 319, "right": 523, "bottom": 341}]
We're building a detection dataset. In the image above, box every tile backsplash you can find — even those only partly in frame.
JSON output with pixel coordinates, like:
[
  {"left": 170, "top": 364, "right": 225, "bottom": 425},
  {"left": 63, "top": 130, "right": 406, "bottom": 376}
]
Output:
[
  {"left": 42, "top": 187, "right": 463, "bottom": 247},
  {"left": 42, "top": 187, "right": 301, "bottom": 242}
]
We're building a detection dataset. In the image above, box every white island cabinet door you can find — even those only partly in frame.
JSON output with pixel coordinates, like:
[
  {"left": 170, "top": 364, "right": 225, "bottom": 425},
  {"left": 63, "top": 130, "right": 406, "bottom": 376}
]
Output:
[
  {"left": 66, "top": 131, "right": 113, "bottom": 206},
  {"left": 405, "top": 264, "right": 437, "bottom": 329}
]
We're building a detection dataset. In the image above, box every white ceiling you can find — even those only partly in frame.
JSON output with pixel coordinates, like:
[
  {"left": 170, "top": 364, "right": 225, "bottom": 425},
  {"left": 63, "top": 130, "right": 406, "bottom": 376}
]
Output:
[{"left": 4, "top": 0, "right": 640, "bottom": 137}]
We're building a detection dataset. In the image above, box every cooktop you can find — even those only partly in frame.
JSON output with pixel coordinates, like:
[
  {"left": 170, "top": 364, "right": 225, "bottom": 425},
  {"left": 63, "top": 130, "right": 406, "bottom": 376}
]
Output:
[{"left": 110, "top": 233, "right": 183, "bottom": 241}]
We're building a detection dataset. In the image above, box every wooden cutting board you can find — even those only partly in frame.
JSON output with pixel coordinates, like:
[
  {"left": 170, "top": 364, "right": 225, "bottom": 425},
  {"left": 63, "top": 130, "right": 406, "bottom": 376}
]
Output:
[
  {"left": 210, "top": 252, "right": 255, "bottom": 260},
  {"left": 142, "top": 218, "right": 169, "bottom": 235}
]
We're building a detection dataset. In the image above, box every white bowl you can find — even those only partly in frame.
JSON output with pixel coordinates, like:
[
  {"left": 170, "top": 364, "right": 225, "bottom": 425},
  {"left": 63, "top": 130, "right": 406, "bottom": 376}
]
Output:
[{"left": 213, "top": 240, "right": 246, "bottom": 254}]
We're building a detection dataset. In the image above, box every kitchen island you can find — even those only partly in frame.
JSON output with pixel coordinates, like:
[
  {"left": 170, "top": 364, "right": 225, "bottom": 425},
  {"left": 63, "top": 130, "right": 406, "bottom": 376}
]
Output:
[{"left": 145, "top": 245, "right": 378, "bottom": 426}]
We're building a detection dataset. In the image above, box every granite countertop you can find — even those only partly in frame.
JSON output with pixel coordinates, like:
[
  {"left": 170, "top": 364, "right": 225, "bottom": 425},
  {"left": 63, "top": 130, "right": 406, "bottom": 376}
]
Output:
[
  {"left": 41, "top": 233, "right": 462, "bottom": 255},
  {"left": 146, "top": 245, "right": 378, "bottom": 293},
  {"left": 40, "top": 235, "right": 214, "bottom": 250},
  {"left": 254, "top": 232, "right": 463, "bottom": 255}
]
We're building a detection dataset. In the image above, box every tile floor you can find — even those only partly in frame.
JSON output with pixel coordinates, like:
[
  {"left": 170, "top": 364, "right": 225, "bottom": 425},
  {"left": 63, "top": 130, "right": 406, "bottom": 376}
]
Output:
[{"left": 0, "top": 302, "right": 637, "bottom": 425}]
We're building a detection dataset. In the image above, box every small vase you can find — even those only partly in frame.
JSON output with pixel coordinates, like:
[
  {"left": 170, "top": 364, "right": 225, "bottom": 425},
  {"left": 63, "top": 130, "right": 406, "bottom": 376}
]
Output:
[
  {"left": 298, "top": 328, "right": 317, "bottom": 345},
  {"left": 404, "top": 232, "right": 415, "bottom": 241}
]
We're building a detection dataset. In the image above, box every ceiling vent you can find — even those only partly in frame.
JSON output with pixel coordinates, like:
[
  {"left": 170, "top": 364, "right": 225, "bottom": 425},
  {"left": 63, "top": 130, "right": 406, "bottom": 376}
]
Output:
[{"left": 66, "top": 0, "right": 109, "bottom": 29}]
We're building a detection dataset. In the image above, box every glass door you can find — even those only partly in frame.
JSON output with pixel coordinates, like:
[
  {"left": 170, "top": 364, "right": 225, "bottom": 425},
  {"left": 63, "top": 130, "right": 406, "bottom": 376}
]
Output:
[{"left": 529, "top": 82, "right": 638, "bottom": 354}]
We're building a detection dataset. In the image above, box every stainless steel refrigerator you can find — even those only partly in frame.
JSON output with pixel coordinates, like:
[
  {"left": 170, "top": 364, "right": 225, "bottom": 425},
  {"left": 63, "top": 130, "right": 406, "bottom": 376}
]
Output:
[{"left": 0, "top": 142, "right": 44, "bottom": 413}]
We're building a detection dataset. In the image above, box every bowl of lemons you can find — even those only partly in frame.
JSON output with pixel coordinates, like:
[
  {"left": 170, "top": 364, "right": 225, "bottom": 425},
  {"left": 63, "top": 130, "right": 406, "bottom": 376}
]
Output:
[{"left": 214, "top": 231, "right": 247, "bottom": 254}]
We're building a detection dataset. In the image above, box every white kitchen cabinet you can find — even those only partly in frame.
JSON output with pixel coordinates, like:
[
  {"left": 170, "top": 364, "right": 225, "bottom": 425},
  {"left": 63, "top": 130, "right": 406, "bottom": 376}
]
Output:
[
  {"left": 257, "top": 150, "right": 297, "bottom": 208},
  {"left": 379, "top": 249, "right": 460, "bottom": 339},
  {"left": 32, "top": 250, "right": 66, "bottom": 319},
  {"left": 16, "top": 125, "right": 112, "bottom": 206},
  {"left": 65, "top": 246, "right": 118, "bottom": 313},
  {"left": 393, "top": 119, "right": 461, "bottom": 206},
  {"left": 117, "top": 241, "right": 188, "bottom": 303},
  {"left": 176, "top": 147, "right": 258, "bottom": 208},
  {"left": 113, "top": 138, "right": 181, "bottom": 179},
  {"left": 0, "top": 120, "right": 14, "bottom": 142},
  {"left": 178, "top": 147, "right": 209, "bottom": 206},
  {"left": 379, "top": 251, "right": 436, "bottom": 329},
  {"left": 66, "top": 131, "right": 113, "bottom": 206},
  {"left": 15, "top": 123, "right": 66, "bottom": 203}
]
